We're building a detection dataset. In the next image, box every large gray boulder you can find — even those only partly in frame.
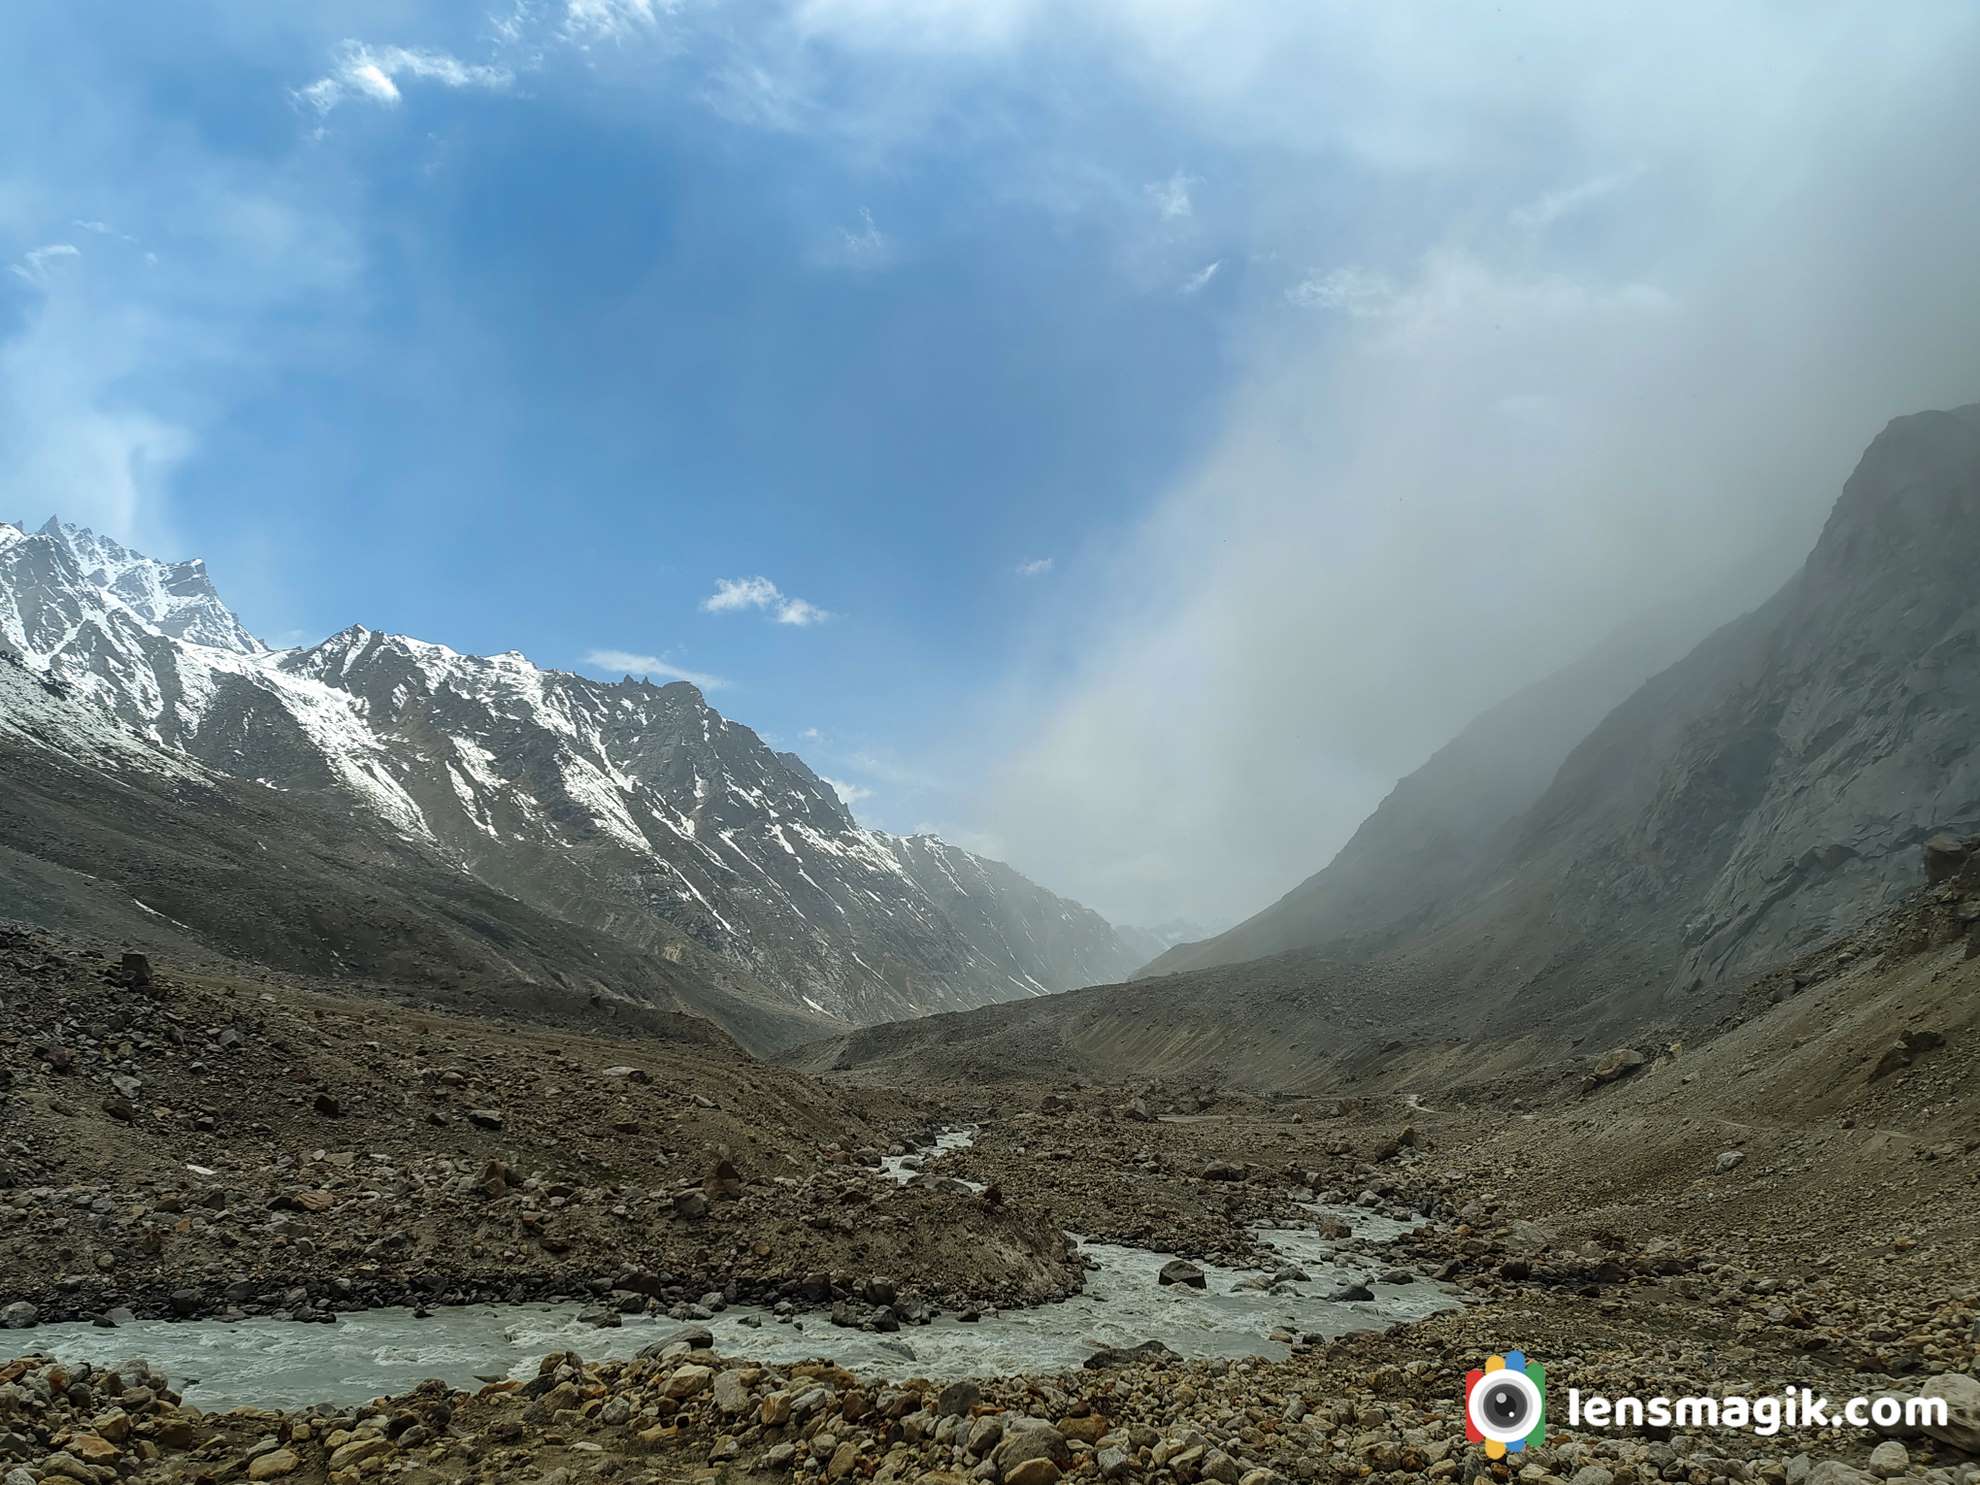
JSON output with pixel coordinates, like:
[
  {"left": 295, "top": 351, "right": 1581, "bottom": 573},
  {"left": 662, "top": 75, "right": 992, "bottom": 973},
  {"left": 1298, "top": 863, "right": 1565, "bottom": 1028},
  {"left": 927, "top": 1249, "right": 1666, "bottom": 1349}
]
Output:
[{"left": 1919, "top": 1373, "right": 1980, "bottom": 1453}]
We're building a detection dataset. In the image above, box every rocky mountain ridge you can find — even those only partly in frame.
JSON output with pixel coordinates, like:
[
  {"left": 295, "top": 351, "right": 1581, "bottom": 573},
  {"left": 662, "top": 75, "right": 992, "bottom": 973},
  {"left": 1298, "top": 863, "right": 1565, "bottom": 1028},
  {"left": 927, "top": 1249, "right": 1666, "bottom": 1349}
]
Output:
[{"left": 0, "top": 518, "right": 1141, "bottom": 1030}]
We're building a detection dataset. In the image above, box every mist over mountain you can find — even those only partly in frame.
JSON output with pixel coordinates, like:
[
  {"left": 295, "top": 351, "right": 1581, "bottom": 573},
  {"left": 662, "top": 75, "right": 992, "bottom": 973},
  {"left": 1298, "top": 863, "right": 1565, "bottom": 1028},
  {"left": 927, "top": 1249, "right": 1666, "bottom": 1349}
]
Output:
[
  {"left": 1146, "top": 600, "right": 1724, "bottom": 978},
  {"left": 1116, "top": 918, "right": 1218, "bottom": 968},
  {"left": 0, "top": 517, "right": 1143, "bottom": 1041},
  {"left": 816, "top": 402, "right": 1980, "bottom": 1083}
]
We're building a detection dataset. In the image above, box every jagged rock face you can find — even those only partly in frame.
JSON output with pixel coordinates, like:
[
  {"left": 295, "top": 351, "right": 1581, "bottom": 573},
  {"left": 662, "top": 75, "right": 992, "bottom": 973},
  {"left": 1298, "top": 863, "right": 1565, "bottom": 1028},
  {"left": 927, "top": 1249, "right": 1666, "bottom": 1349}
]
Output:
[
  {"left": 1549, "top": 404, "right": 1980, "bottom": 993},
  {"left": 0, "top": 651, "right": 823, "bottom": 1053},
  {"left": 0, "top": 523, "right": 1141, "bottom": 1025}
]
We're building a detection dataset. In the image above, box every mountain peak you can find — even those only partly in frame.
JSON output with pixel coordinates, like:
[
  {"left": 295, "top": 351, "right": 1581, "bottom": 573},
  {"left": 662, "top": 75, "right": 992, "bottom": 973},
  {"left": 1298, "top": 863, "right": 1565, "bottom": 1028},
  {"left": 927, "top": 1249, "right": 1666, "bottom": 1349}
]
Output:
[
  {"left": 1807, "top": 403, "right": 1980, "bottom": 591},
  {"left": 24, "top": 517, "right": 265, "bottom": 656},
  {"left": 0, "top": 509, "right": 1146, "bottom": 1030}
]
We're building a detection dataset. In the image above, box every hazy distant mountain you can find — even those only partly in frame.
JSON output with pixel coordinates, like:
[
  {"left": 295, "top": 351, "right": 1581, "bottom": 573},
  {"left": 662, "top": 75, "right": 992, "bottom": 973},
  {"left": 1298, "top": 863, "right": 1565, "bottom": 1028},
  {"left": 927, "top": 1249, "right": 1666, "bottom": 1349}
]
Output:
[
  {"left": 1146, "top": 604, "right": 1716, "bottom": 977},
  {"left": 1117, "top": 918, "right": 1218, "bottom": 968},
  {"left": 0, "top": 518, "right": 1143, "bottom": 1031}
]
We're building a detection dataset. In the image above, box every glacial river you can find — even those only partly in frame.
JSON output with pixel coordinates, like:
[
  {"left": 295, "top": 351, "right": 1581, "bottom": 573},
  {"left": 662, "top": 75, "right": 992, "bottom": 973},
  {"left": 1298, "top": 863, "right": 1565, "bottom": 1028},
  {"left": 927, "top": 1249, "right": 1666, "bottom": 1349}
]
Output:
[{"left": 25, "top": 1131, "right": 1454, "bottom": 1410}]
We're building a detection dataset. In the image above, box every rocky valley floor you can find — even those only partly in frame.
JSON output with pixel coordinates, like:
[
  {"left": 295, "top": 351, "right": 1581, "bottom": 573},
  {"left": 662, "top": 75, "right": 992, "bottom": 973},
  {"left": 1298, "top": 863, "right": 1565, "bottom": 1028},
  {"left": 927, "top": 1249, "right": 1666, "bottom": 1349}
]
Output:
[{"left": 2, "top": 915, "right": 1977, "bottom": 1485}]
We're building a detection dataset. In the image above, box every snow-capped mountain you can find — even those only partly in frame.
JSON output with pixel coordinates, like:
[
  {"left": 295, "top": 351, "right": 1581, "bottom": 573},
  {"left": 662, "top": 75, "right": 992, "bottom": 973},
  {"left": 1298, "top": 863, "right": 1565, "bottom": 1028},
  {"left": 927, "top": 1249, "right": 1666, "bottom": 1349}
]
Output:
[{"left": 0, "top": 518, "right": 1144, "bottom": 1025}]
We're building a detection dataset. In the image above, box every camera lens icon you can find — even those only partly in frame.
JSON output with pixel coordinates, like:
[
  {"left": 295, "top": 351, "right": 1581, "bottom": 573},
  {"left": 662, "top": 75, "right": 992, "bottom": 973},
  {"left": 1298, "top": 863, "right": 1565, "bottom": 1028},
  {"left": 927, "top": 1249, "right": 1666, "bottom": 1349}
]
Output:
[{"left": 1464, "top": 1351, "right": 1546, "bottom": 1457}]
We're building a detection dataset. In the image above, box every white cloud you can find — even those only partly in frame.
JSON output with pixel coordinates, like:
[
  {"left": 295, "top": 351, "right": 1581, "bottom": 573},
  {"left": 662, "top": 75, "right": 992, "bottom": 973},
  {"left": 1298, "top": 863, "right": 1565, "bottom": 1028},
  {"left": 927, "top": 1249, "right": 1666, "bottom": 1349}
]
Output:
[
  {"left": 296, "top": 42, "right": 514, "bottom": 118},
  {"left": 702, "top": 575, "right": 833, "bottom": 626},
  {"left": 1016, "top": 556, "right": 1054, "bottom": 576},
  {"left": 583, "top": 647, "right": 730, "bottom": 691},
  {"left": 702, "top": 576, "right": 780, "bottom": 613},
  {"left": 1145, "top": 170, "right": 1197, "bottom": 220},
  {"left": 801, "top": 726, "right": 825, "bottom": 741},
  {"left": 822, "top": 776, "right": 873, "bottom": 807},
  {"left": 773, "top": 596, "right": 832, "bottom": 626},
  {"left": 8, "top": 242, "right": 80, "bottom": 289},
  {"left": 1178, "top": 260, "right": 1221, "bottom": 295}
]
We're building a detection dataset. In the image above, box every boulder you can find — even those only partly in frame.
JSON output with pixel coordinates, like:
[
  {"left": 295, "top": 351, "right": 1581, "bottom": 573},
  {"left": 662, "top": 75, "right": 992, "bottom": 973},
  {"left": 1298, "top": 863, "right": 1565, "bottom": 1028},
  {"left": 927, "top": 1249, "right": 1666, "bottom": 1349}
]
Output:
[
  {"left": 663, "top": 1364, "right": 714, "bottom": 1400},
  {"left": 1870, "top": 1043, "right": 1913, "bottom": 1080},
  {"left": 712, "top": 1370, "right": 752, "bottom": 1415},
  {"left": 704, "top": 1158, "right": 743, "bottom": 1200},
  {"left": 1918, "top": 1372, "right": 1980, "bottom": 1453},
  {"left": 937, "top": 1379, "right": 981, "bottom": 1417},
  {"left": 1591, "top": 1047, "right": 1648, "bottom": 1083},
  {"left": 1923, "top": 832, "right": 1978, "bottom": 884},
  {"left": 247, "top": 1448, "right": 301, "bottom": 1480},
  {"left": 1158, "top": 1259, "right": 1207, "bottom": 1289},
  {"left": 1085, "top": 1340, "right": 1180, "bottom": 1369},
  {"left": 992, "top": 1419, "right": 1071, "bottom": 1473}
]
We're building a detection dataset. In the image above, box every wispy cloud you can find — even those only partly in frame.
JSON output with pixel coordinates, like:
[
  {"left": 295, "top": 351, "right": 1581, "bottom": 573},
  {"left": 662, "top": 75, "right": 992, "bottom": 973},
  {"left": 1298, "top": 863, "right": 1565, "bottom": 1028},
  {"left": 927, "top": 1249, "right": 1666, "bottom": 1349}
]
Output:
[
  {"left": 813, "top": 206, "right": 896, "bottom": 273},
  {"left": 1510, "top": 170, "right": 1637, "bottom": 231},
  {"left": 583, "top": 647, "right": 730, "bottom": 691},
  {"left": 1286, "top": 265, "right": 1399, "bottom": 317},
  {"left": 1146, "top": 170, "right": 1198, "bottom": 221},
  {"left": 8, "top": 243, "right": 80, "bottom": 289},
  {"left": 296, "top": 42, "right": 514, "bottom": 117},
  {"left": 1016, "top": 556, "right": 1054, "bottom": 576},
  {"left": 1178, "top": 259, "right": 1221, "bottom": 296},
  {"left": 563, "top": 0, "right": 679, "bottom": 44},
  {"left": 71, "top": 220, "right": 140, "bottom": 246},
  {"left": 702, "top": 575, "right": 833, "bottom": 626}
]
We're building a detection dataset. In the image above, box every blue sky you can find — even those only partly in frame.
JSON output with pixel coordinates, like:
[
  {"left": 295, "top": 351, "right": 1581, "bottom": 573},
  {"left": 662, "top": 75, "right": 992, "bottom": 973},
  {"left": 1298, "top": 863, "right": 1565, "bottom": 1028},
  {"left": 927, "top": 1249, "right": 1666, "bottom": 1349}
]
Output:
[{"left": 6, "top": 3, "right": 1980, "bottom": 924}]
